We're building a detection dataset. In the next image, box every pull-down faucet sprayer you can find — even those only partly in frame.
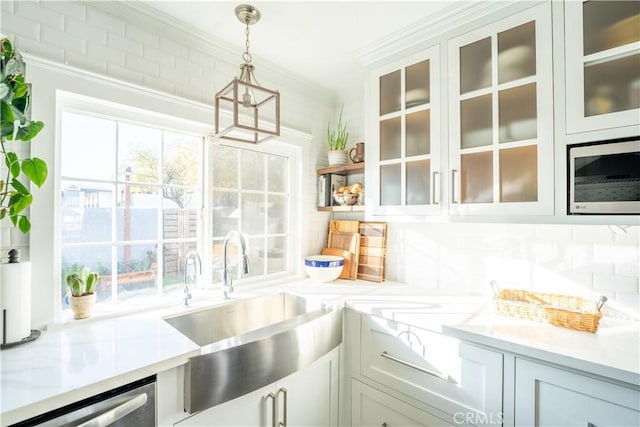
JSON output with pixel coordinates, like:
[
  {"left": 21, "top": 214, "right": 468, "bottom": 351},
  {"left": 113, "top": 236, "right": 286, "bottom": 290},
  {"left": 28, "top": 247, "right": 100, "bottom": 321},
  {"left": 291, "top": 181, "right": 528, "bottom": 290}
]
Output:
[{"left": 222, "top": 230, "right": 249, "bottom": 299}]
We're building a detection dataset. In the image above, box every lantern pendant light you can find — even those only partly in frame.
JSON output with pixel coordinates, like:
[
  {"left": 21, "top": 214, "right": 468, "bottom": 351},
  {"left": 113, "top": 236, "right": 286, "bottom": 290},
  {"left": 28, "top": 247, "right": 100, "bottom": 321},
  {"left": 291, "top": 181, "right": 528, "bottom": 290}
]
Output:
[{"left": 214, "top": 4, "right": 280, "bottom": 144}]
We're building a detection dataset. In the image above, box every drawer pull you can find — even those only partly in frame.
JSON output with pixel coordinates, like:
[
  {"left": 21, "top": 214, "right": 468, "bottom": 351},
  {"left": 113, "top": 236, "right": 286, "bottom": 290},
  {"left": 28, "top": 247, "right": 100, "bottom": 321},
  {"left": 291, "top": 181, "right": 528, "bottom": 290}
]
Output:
[{"left": 381, "top": 351, "right": 452, "bottom": 383}]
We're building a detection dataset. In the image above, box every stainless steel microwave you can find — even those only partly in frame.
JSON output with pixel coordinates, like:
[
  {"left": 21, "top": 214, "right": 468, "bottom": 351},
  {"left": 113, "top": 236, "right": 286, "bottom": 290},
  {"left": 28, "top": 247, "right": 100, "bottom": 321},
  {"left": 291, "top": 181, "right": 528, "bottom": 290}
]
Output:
[{"left": 568, "top": 138, "right": 640, "bottom": 215}]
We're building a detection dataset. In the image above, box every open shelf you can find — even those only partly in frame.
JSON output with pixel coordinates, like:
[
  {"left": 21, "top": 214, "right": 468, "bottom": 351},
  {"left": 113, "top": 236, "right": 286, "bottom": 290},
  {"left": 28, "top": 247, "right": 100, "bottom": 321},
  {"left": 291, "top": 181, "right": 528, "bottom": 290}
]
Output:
[
  {"left": 317, "top": 162, "right": 365, "bottom": 175},
  {"left": 317, "top": 205, "right": 364, "bottom": 212}
]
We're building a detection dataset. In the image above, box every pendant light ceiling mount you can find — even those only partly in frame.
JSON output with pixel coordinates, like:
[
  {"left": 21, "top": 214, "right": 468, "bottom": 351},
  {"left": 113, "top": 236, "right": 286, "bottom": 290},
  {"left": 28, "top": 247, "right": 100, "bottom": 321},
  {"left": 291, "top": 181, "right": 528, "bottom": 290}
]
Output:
[{"left": 214, "top": 4, "right": 280, "bottom": 144}]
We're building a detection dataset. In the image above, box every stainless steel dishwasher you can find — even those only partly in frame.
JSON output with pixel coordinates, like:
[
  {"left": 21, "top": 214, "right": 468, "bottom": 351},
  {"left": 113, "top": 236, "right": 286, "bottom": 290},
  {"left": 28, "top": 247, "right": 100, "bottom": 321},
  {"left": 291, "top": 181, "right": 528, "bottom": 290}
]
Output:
[{"left": 10, "top": 375, "right": 156, "bottom": 427}]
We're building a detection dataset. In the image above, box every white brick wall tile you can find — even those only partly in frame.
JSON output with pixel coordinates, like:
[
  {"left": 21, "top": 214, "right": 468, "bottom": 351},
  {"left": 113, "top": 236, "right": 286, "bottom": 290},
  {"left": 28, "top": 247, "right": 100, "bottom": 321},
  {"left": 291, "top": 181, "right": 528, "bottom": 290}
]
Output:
[
  {"left": 144, "top": 46, "right": 175, "bottom": 67},
  {"left": 158, "top": 64, "right": 184, "bottom": 86},
  {"left": 42, "top": 0, "right": 86, "bottom": 22},
  {"left": 125, "top": 53, "right": 159, "bottom": 76},
  {"left": 142, "top": 74, "right": 175, "bottom": 95},
  {"left": 535, "top": 223, "right": 572, "bottom": 241},
  {"left": 15, "top": 0, "right": 64, "bottom": 31},
  {"left": 106, "top": 63, "right": 143, "bottom": 85},
  {"left": 174, "top": 57, "right": 202, "bottom": 77},
  {"left": 64, "top": 50, "right": 106, "bottom": 75},
  {"left": 15, "top": 35, "right": 65, "bottom": 63},
  {"left": 612, "top": 293, "right": 640, "bottom": 314},
  {"left": 159, "top": 37, "right": 188, "bottom": 59},
  {"left": 613, "top": 226, "right": 640, "bottom": 245},
  {"left": 107, "top": 32, "right": 142, "bottom": 56},
  {"left": 87, "top": 42, "right": 125, "bottom": 67},
  {"left": 616, "top": 258, "right": 640, "bottom": 277},
  {"left": 41, "top": 26, "right": 85, "bottom": 55},
  {"left": 126, "top": 25, "right": 159, "bottom": 48},
  {"left": 593, "top": 274, "right": 638, "bottom": 293},
  {"left": 187, "top": 47, "right": 215, "bottom": 70},
  {"left": 1, "top": 0, "right": 15, "bottom": 15},
  {"left": 571, "top": 224, "right": 615, "bottom": 244},
  {"left": 86, "top": 7, "right": 125, "bottom": 35},
  {"left": 1, "top": 13, "right": 40, "bottom": 41},
  {"left": 65, "top": 17, "right": 106, "bottom": 45},
  {"left": 187, "top": 74, "right": 215, "bottom": 101}
]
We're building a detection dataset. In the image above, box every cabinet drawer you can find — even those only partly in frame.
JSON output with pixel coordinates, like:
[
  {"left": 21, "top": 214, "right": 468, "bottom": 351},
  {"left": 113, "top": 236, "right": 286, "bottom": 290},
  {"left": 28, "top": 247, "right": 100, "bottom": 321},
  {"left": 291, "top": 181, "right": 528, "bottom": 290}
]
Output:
[
  {"left": 360, "top": 314, "right": 502, "bottom": 418},
  {"left": 515, "top": 358, "right": 640, "bottom": 426},
  {"left": 351, "top": 379, "right": 454, "bottom": 427}
]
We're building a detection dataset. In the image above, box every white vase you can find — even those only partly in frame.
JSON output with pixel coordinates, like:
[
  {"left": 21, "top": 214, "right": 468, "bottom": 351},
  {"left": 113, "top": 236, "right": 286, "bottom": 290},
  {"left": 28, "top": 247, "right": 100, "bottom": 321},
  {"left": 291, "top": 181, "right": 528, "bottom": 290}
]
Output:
[
  {"left": 328, "top": 149, "right": 348, "bottom": 166},
  {"left": 70, "top": 293, "right": 96, "bottom": 319}
]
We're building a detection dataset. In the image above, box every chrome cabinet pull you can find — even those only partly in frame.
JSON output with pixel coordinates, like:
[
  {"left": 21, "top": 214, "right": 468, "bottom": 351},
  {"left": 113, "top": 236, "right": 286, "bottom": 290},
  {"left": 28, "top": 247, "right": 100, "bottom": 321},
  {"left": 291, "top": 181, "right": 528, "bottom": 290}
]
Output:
[
  {"left": 76, "top": 393, "right": 147, "bottom": 427},
  {"left": 380, "top": 351, "right": 451, "bottom": 382},
  {"left": 277, "top": 387, "right": 288, "bottom": 427},
  {"left": 432, "top": 171, "right": 440, "bottom": 205},
  {"left": 267, "top": 392, "right": 277, "bottom": 427},
  {"left": 451, "top": 169, "right": 460, "bottom": 204}
]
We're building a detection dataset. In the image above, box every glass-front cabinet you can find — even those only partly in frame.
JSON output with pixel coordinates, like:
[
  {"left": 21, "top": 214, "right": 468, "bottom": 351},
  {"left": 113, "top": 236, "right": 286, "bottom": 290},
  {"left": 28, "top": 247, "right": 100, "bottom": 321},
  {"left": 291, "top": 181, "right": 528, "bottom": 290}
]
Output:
[
  {"left": 369, "top": 47, "right": 441, "bottom": 217},
  {"left": 448, "top": 3, "right": 554, "bottom": 215},
  {"left": 565, "top": 0, "right": 640, "bottom": 134}
]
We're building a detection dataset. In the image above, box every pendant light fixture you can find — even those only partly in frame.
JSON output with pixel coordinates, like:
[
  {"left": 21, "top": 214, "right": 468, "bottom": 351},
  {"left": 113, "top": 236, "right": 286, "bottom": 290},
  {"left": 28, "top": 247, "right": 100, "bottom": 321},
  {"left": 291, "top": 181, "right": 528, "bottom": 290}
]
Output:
[{"left": 214, "top": 4, "right": 280, "bottom": 144}]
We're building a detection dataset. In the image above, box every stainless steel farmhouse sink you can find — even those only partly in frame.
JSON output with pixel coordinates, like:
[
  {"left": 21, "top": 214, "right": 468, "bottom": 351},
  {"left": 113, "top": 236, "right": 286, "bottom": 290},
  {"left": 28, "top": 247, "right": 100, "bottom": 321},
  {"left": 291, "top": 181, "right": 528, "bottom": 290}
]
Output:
[{"left": 163, "top": 292, "right": 342, "bottom": 413}]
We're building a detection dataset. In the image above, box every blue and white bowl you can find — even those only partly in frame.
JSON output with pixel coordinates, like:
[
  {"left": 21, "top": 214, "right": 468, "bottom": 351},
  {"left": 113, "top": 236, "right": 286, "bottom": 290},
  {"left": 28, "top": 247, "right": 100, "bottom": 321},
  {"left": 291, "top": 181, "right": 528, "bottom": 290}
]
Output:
[{"left": 304, "top": 255, "right": 344, "bottom": 282}]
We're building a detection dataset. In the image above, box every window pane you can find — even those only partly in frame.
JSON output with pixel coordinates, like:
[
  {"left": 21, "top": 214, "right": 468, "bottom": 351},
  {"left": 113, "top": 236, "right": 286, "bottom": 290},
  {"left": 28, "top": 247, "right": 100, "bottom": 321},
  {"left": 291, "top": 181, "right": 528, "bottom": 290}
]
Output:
[
  {"left": 117, "top": 184, "right": 159, "bottom": 241},
  {"left": 241, "top": 150, "right": 265, "bottom": 191},
  {"left": 118, "top": 122, "right": 161, "bottom": 182},
  {"left": 406, "top": 160, "right": 430, "bottom": 205},
  {"left": 461, "top": 151, "right": 493, "bottom": 203},
  {"left": 212, "top": 191, "right": 239, "bottom": 236},
  {"left": 61, "top": 180, "right": 113, "bottom": 243},
  {"left": 380, "top": 70, "right": 401, "bottom": 115},
  {"left": 61, "top": 246, "right": 112, "bottom": 305},
  {"left": 163, "top": 203, "right": 198, "bottom": 240},
  {"left": 268, "top": 154, "right": 287, "bottom": 192},
  {"left": 116, "top": 244, "right": 158, "bottom": 301},
  {"left": 61, "top": 112, "right": 115, "bottom": 180},
  {"left": 268, "top": 195, "right": 287, "bottom": 234},
  {"left": 163, "top": 242, "right": 196, "bottom": 290},
  {"left": 164, "top": 132, "right": 201, "bottom": 187},
  {"left": 267, "top": 236, "right": 287, "bottom": 274},
  {"left": 246, "top": 236, "right": 265, "bottom": 278},
  {"left": 242, "top": 193, "right": 266, "bottom": 235},
  {"left": 212, "top": 145, "right": 239, "bottom": 188},
  {"left": 380, "top": 117, "right": 401, "bottom": 161},
  {"left": 499, "top": 145, "right": 538, "bottom": 202},
  {"left": 380, "top": 163, "right": 401, "bottom": 206}
]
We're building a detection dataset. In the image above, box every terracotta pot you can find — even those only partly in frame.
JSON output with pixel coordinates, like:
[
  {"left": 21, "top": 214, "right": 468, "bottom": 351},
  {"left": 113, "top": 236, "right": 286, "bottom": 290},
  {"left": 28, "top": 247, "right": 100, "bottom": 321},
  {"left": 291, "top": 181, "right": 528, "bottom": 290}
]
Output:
[
  {"left": 70, "top": 293, "right": 96, "bottom": 319},
  {"left": 328, "top": 149, "right": 348, "bottom": 166}
]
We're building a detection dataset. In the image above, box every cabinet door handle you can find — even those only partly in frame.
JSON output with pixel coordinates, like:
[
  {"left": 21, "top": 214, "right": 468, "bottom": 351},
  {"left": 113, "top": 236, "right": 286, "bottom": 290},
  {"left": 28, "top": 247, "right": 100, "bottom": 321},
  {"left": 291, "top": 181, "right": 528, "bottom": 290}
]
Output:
[
  {"left": 432, "top": 171, "right": 440, "bottom": 205},
  {"left": 381, "top": 351, "right": 452, "bottom": 382},
  {"left": 277, "top": 387, "right": 288, "bottom": 427},
  {"left": 267, "top": 392, "right": 277, "bottom": 427},
  {"left": 451, "top": 169, "right": 460, "bottom": 204}
]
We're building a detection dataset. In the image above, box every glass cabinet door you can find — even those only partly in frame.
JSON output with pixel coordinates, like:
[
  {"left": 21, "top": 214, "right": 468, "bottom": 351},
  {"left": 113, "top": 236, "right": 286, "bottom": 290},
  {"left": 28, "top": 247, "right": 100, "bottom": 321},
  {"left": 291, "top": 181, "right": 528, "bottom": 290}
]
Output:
[
  {"left": 371, "top": 47, "right": 441, "bottom": 217},
  {"left": 565, "top": 0, "right": 640, "bottom": 133},
  {"left": 449, "top": 2, "right": 553, "bottom": 215}
]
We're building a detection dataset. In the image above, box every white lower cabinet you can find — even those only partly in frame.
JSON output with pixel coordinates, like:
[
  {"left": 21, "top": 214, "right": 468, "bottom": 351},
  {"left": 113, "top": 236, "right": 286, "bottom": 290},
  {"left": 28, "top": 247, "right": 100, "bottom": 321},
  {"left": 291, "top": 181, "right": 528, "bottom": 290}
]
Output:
[
  {"left": 514, "top": 358, "right": 640, "bottom": 427},
  {"left": 351, "top": 379, "right": 454, "bottom": 427},
  {"left": 175, "top": 347, "right": 340, "bottom": 427}
]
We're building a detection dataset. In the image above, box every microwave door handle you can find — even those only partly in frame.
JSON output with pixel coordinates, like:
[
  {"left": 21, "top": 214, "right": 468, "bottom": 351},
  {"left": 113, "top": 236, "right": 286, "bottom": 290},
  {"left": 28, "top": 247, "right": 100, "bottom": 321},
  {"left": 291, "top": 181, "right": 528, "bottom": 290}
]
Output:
[{"left": 76, "top": 393, "right": 148, "bottom": 427}]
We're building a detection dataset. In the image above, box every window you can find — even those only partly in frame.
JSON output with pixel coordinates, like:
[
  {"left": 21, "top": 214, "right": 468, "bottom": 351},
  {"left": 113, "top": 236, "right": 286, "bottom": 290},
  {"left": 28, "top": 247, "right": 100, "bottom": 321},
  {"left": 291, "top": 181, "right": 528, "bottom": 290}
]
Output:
[
  {"left": 210, "top": 143, "right": 291, "bottom": 282},
  {"left": 60, "top": 110, "right": 203, "bottom": 309}
]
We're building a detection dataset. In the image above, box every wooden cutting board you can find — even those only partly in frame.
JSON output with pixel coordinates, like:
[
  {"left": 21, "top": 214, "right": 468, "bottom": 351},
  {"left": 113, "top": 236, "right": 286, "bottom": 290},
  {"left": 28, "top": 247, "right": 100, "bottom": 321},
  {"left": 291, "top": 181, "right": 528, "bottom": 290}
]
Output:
[
  {"left": 327, "top": 231, "right": 360, "bottom": 279},
  {"left": 357, "top": 222, "right": 387, "bottom": 282},
  {"left": 321, "top": 248, "right": 351, "bottom": 280},
  {"left": 329, "top": 220, "right": 360, "bottom": 234}
]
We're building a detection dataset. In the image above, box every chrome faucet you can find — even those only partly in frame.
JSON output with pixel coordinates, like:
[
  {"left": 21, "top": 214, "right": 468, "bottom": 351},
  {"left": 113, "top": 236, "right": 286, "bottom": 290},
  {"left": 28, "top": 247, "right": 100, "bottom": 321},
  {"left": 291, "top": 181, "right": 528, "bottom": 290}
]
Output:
[
  {"left": 222, "top": 230, "right": 250, "bottom": 299},
  {"left": 184, "top": 250, "right": 202, "bottom": 306}
]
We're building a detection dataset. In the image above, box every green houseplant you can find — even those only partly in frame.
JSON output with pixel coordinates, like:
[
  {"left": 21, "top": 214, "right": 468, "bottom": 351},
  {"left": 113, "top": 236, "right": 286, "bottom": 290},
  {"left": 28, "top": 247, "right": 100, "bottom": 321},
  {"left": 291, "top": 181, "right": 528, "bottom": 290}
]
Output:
[
  {"left": 66, "top": 268, "right": 99, "bottom": 319},
  {"left": 1, "top": 37, "right": 47, "bottom": 234},
  {"left": 326, "top": 106, "right": 349, "bottom": 165}
]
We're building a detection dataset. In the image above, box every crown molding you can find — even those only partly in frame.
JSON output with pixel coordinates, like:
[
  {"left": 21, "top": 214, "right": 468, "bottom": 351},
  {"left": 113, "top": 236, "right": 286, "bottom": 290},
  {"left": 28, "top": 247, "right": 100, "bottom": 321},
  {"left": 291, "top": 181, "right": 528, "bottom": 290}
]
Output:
[{"left": 355, "top": 1, "right": 532, "bottom": 67}]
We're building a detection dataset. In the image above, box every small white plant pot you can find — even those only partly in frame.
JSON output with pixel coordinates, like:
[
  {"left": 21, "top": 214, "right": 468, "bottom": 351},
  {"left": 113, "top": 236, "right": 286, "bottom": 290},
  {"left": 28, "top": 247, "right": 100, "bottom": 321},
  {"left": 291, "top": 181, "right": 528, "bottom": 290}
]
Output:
[
  {"left": 70, "top": 293, "right": 96, "bottom": 319},
  {"left": 328, "top": 149, "right": 348, "bottom": 166}
]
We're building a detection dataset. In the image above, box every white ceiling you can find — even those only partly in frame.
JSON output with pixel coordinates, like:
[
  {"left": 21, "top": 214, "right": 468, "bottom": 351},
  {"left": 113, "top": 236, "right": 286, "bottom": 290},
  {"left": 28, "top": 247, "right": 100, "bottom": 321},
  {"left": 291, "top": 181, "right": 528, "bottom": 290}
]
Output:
[{"left": 133, "top": 1, "right": 457, "bottom": 99}]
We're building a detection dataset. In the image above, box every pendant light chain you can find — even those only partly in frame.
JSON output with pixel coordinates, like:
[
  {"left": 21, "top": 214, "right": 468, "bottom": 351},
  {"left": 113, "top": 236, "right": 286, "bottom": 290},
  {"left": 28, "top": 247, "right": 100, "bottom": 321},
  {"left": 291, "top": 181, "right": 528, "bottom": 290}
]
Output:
[{"left": 243, "top": 19, "right": 252, "bottom": 64}]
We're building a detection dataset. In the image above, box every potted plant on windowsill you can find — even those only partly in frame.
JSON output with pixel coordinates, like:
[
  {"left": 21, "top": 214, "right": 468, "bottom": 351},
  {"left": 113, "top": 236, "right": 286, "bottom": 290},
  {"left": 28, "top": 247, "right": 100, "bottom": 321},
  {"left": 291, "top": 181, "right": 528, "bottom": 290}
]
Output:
[
  {"left": 327, "top": 105, "right": 349, "bottom": 166},
  {"left": 1, "top": 37, "right": 47, "bottom": 234},
  {"left": 66, "top": 269, "right": 99, "bottom": 319}
]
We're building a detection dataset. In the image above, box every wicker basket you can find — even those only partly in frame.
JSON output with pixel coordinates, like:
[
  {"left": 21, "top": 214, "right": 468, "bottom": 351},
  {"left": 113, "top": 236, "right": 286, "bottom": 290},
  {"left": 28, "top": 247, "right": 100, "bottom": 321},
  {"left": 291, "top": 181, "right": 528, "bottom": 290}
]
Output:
[{"left": 494, "top": 289, "right": 603, "bottom": 333}]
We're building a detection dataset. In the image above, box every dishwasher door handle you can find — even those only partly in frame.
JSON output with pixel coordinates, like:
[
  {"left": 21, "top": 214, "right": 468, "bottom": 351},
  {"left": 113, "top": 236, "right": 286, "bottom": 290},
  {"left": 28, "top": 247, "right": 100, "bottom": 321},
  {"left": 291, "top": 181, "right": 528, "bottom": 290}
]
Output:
[{"left": 77, "top": 393, "right": 148, "bottom": 427}]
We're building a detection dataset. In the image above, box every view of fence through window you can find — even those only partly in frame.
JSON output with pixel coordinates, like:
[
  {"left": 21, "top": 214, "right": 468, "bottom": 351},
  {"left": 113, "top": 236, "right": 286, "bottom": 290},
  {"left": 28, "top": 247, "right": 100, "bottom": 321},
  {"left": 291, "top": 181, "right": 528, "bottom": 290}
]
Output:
[
  {"left": 210, "top": 145, "right": 290, "bottom": 282},
  {"left": 60, "top": 111, "right": 203, "bottom": 308}
]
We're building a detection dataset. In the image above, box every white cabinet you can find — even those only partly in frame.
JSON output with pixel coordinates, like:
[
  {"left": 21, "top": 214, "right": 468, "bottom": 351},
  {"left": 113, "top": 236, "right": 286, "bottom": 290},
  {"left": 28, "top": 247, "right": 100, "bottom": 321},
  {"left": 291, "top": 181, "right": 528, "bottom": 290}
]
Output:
[
  {"left": 368, "top": 46, "right": 442, "bottom": 217},
  {"left": 448, "top": 2, "right": 554, "bottom": 216},
  {"left": 564, "top": 0, "right": 640, "bottom": 134},
  {"left": 351, "top": 379, "right": 454, "bottom": 427},
  {"left": 514, "top": 358, "right": 640, "bottom": 427},
  {"left": 359, "top": 314, "right": 503, "bottom": 425},
  {"left": 175, "top": 347, "right": 340, "bottom": 427}
]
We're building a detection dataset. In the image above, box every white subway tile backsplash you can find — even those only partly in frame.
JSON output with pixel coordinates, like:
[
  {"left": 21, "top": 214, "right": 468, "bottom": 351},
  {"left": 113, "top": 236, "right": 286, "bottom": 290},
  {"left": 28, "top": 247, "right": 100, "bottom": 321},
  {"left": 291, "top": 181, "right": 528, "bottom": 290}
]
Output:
[
  {"left": 125, "top": 53, "right": 159, "bottom": 76},
  {"left": 125, "top": 25, "right": 159, "bottom": 48},
  {"left": 65, "top": 17, "right": 106, "bottom": 45},
  {"left": 2, "top": 13, "right": 40, "bottom": 41},
  {"left": 64, "top": 50, "right": 106, "bottom": 75},
  {"left": 42, "top": 0, "right": 86, "bottom": 22},
  {"left": 173, "top": 57, "right": 203, "bottom": 78},
  {"left": 86, "top": 7, "right": 125, "bottom": 35},
  {"left": 142, "top": 74, "right": 175, "bottom": 95},
  {"left": 187, "top": 47, "right": 215, "bottom": 70},
  {"left": 15, "top": 36, "right": 65, "bottom": 63},
  {"left": 159, "top": 37, "right": 188, "bottom": 59},
  {"left": 593, "top": 274, "right": 639, "bottom": 293},
  {"left": 87, "top": 42, "right": 125, "bottom": 67},
  {"left": 15, "top": 0, "right": 64, "bottom": 31},
  {"left": 571, "top": 224, "right": 616, "bottom": 244},
  {"left": 107, "top": 32, "right": 142, "bottom": 56},
  {"left": 1, "top": 0, "right": 15, "bottom": 15},
  {"left": 144, "top": 46, "right": 175, "bottom": 67},
  {"left": 42, "top": 26, "right": 85, "bottom": 55},
  {"left": 106, "top": 63, "right": 143, "bottom": 85}
]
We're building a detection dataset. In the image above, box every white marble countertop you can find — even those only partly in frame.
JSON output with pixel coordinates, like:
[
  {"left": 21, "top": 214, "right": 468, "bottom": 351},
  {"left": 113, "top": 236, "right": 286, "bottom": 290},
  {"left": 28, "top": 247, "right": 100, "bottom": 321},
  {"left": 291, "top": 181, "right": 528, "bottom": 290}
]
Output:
[{"left": 1, "top": 278, "right": 638, "bottom": 425}]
